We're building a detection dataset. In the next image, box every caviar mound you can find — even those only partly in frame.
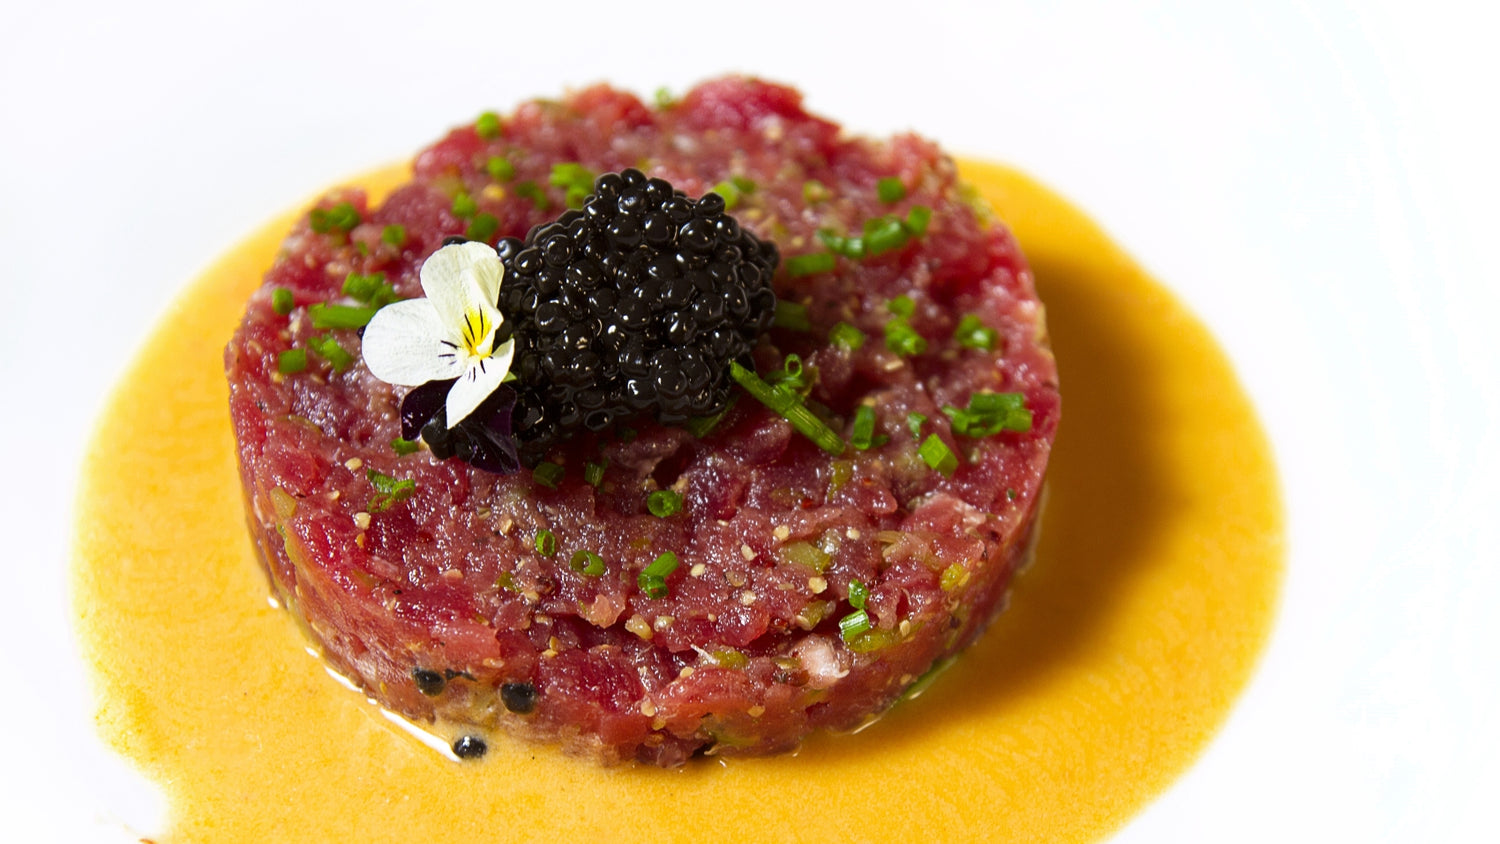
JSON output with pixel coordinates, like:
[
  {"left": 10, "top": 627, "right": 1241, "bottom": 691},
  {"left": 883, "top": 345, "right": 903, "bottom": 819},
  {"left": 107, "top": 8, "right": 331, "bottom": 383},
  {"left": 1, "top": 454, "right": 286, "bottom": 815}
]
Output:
[
  {"left": 493, "top": 169, "right": 779, "bottom": 466},
  {"left": 226, "top": 77, "right": 1060, "bottom": 766}
]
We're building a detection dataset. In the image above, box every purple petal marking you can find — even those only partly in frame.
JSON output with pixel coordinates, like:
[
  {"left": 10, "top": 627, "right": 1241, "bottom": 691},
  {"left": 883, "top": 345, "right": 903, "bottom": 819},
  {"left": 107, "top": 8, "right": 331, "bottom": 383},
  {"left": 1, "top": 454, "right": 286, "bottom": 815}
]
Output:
[{"left": 400, "top": 379, "right": 455, "bottom": 441}]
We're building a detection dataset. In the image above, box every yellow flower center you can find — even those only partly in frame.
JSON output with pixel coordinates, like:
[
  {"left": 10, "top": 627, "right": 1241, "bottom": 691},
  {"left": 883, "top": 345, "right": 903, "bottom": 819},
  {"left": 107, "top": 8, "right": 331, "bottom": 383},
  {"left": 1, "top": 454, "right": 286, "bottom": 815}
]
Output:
[{"left": 460, "top": 307, "right": 494, "bottom": 359}]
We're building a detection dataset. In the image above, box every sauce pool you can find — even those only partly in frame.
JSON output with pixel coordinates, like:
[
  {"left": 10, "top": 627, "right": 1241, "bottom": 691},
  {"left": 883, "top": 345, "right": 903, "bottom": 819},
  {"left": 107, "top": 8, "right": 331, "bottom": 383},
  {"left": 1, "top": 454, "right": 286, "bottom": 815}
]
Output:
[{"left": 73, "top": 161, "right": 1282, "bottom": 843}]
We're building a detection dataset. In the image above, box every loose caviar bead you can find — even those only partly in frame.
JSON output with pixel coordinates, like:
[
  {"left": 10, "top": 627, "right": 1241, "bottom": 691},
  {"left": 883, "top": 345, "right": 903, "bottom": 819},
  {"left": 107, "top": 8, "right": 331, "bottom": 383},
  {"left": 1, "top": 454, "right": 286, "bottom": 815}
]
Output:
[
  {"left": 500, "top": 682, "right": 538, "bottom": 714},
  {"left": 412, "top": 668, "right": 446, "bottom": 697},
  {"left": 452, "top": 735, "right": 488, "bottom": 759}
]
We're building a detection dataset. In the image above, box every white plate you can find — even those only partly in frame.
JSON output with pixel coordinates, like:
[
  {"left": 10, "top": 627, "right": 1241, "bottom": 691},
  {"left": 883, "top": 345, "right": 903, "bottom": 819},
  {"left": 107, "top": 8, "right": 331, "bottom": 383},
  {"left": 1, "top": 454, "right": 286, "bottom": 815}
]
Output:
[{"left": 2, "top": 2, "right": 1496, "bottom": 840}]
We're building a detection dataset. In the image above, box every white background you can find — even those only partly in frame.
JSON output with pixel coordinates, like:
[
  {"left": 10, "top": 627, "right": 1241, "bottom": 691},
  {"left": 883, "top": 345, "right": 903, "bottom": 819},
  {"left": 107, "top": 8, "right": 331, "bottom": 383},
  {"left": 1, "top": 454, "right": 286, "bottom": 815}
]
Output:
[{"left": 2, "top": 1, "right": 1497, "bottom": 840}]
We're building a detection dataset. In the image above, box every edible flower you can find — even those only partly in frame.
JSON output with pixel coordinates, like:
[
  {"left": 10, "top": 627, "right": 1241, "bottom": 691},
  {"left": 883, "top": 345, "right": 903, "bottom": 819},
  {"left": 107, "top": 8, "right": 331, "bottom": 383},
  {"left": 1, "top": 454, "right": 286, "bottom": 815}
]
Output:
[{"left": 361, "top": 242, "right": 516, "bottom": 428}]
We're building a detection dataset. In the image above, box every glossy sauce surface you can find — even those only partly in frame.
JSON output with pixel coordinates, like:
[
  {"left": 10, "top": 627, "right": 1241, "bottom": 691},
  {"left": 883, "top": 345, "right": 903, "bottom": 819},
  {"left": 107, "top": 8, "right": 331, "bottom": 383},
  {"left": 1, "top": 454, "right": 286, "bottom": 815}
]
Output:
[{"left": 74, "top": 161, "right": 1282, "bottom": 843}]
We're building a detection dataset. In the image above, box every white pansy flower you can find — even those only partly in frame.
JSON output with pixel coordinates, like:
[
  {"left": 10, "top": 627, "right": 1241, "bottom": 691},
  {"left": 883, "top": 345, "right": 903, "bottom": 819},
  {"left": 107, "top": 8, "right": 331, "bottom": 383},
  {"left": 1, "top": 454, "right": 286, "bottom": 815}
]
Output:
[{"left": 362, "top": 241, "right": 516, "bottom": 428}]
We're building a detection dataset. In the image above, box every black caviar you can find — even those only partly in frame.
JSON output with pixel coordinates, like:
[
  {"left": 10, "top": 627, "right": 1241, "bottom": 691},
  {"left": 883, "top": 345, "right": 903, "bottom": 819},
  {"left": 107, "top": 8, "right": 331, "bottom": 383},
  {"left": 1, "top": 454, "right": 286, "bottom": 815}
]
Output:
[
  {"left": 492, "top": 169, "right": 778, "bottom": 466},
  {"left": 451, "top": 735, "right": 488, "bottom": 759},
  {"left": 500, "top": 681, "right": 538, "bottom": 714},
  {"left": 412, "top": 667, "right": 447, "bottom": 697}
]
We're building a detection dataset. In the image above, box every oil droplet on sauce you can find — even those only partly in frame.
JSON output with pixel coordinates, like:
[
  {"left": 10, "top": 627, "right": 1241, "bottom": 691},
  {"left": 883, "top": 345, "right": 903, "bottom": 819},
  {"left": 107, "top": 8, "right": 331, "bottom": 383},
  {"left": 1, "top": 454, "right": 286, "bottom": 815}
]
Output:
[{"left": 73, "top": 161, "right": 1282, "bottom": 843}]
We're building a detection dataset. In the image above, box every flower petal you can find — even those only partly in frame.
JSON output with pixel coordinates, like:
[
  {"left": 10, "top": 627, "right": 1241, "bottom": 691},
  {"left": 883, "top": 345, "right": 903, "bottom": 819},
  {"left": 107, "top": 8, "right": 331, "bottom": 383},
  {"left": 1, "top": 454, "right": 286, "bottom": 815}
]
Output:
[
  {"left": 445, "top": 339, "right": 516, "bottom": 427},
  {"left": 360, "top": 299, "right": 465, "bottom": 386},
  {"left": 421, "top": 242, "right": 506, "bottom": 332}
]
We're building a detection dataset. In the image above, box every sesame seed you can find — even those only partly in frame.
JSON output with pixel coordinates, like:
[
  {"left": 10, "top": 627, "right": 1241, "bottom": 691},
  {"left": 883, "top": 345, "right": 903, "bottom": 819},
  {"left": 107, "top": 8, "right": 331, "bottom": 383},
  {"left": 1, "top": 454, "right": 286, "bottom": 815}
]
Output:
[
  {"left": 899, "top": 619, "right": 913, "bottom": 637},
  {"left": 739, "top": 591, "right": 757, "bottom": 606},
  {"left": 846, "top": 528, "right": 861, "bottom": 540},
  {"left": 808, "top": 576, "right": 828, "bottom": 594},
  {"left": 747, "top": 705, "right": 766, "bottom": 718},
  {"left": 481, "top": 184, "right": 506, "bottom": 201},
  {"left": 740, "top": 544, "right": 756, "bottom": 561},
  {"left": 773, "top": 525, "right": 790, "bottom": 541},
  {"left": 353, "top": 512, "right": 371, "bottom": 530},
  {"left": 640, "top": 699, "right": 657, "bottom": 717},
  {"left": 652, "top": 615, "right": 675, "bottom": 631},
  {"left": 442, "top": 568, "right": 463, "bottom": 582},
  {"left": 726, "top": 571, "right": 747, "bottom": 588},
  {"left": 690, "top": 563, "right": 707, "bottom": 577},
  {"left": 679, "top": 666, "right": 695, "bottom": 679},
  {"left": 625, "top": 615, "right": 653, "bottom": 640},
  {"left": 344, "top": 457, "right": 363, "bottom": 471}
]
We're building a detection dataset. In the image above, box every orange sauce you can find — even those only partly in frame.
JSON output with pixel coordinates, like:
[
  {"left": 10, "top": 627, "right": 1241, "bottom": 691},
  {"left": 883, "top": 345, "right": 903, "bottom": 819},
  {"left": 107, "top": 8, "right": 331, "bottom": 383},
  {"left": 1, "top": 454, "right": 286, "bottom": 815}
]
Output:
[{"left": 73, "top": 160, "right": 1282, "bottom": 843}]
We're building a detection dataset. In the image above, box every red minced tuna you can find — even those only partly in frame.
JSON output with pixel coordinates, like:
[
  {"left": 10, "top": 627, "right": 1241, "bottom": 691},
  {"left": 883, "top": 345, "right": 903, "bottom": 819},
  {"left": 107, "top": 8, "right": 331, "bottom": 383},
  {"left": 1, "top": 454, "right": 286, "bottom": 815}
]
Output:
[{"left": 226, "top": 77, "right": 1059, "bottom": 766}]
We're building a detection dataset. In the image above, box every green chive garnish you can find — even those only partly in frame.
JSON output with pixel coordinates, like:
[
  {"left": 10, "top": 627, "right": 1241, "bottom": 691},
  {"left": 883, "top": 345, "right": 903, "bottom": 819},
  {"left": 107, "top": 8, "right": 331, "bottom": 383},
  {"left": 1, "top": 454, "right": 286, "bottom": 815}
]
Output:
[
  {"left": 918, "top": 435, "right": 959, "bottom": 477},
  {"left": 342, "top": 272, "right": 397, "bottom": 307},
  {"left": 307, "top": 335, "right": 353, "bottom": 371},
  {"left": 647, "top": 489, "right": 683, "bottom": 518},
  {"left": 829, "top": 321, "right": 865, "bottom": 351},
  {"left": 366, "top": 468, "right": 416, "bottom": 512},
  {"left": 849, "top": 405, "right": 887, "bottom": 451},
  {"left": 653, "top": 86, "right": 676, "bottom": 108},
  {"left": 309, "top": 201, "right": 361, "bottom": 234},
  {"left": 271, "top": 288, "right": 295, "bottom": 316},
  {"left": 849, "top": 579, "right": 869, "bottom": 610},
  {"left": 774, "top": 300, "right": 812, "bottom": 331},
  {"left": 532, "top": 462, "right": 564, "bottom": 489},
  {"left": 731, "top": 175, "right": 756, "bottom": 194},
  {"left": 905, "top": 205, "right": 932, "bottom": 236},
  {"left": 475, "top": 111, "right": 502, "bottom": 139},
  {"left": 277, "top": 349, "right": 307, "bottom": 374},
  {"left": 954, "top": 314, "right": 998, "bottom": 351},
  {"left": 639, "top": 551, "right": 680, "bottom": 599},
  {"left": 465, "top": 212, "right": 499, "bottom": 243},
  {"left": 729, "top": 361, "right": 845, "bottom": 456},
  {"left": 308, "top": 303, "right": 378, "bottom": 330},
  {"left": 839, "top": 609, "right": 872, "bottom": 641},
  {"left": 787, "top": 252, "right": 836, "bottom": 277},
  {"left": 451, "top": 192, "right": 477, "bottom": 219},
  {"left": 876, "top": 177, "right": 906, "bottom": 203},
  {"left": 571, "top": 549, "right": 606, "bottom": 576},
  {"left": 884, "top": 320, "right": 927, "bottom": 357},
  {"left": 535, "top": 530, "right": 557, "bottom": 557},
  {"left": 763, "top": 354, "right": 811, "bottom": 395},
  {"left": 907, "top": 412, "right": 927, "bottom": 440},
  {"left": 865, "top": 216, "right": 911, "bottom": 255},
  {"left": 391, "top": 437, "right": 420, "bottom": 456},
  {"left": 513, "top": 180, "right": 548, "bottom": 210},
  {"left": 584, "top": 460, "right": 607, "bottom": 487},
  {"left": 485, "top": 156, "right": 515, "bottom": 182},
  {"left": 685, "top": 398, "right": 735, "bottom": 438},
  {"left": 943, "top": 392, "right": 1033, "bottom": 437},
  {"left": 381, "top": 224, "right": 407, "bottom": 248},
  {"left": 888, "top": 295, "right": 916, "bottom": 318}
]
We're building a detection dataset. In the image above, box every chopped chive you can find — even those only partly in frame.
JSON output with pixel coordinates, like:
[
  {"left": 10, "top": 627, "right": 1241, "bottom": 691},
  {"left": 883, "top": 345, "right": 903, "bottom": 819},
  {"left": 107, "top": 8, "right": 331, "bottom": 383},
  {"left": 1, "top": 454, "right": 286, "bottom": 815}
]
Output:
[
  {"left": 888, "top": 295, "right": 916, "bottom": 318},
  {"left": 918, "top": 434, "right": 959, "bottom": 477},
  {"left": 905, "top": 205, "right": 932, "bottom": 236},
  {"left": 729, "top": 361, "right": 846, "bottom": 455},
  {"left": 381, "top": 224, "right": 407, "bottom": 248},
  {"left": 943, "top": 391, "right": 1033, "bottom": 436},
  {"left": 277, "top": 348, "right": 307, "bottom": 374},
  {"left": 271, "top": 287, "right": 295, "bottom": 316},
  {"left": 550, "top": 162, "right": 596, "bottom": 190},
  {"left": 876, "top": 177, "right": 907, "bottom": 203},
  {"left": 802, "top": 180, "right": 831, "bottom": 204},
  {"left": 342, "top": 272, "right": 397, "bottom": 307},
  {"left": 639, "top": 551, "right": 679, "bottom": 598},
  {"left": 884, "top": 319, "right": 927, "bottom": 357},
  {"left": 584, "top": 460, "right": 607, "bottom": 487},
  {"left": 513, "top": 180, "right": 549, "bottom": 210},
  {"left": 816, "top": 229, "right": 846, "bottom": 253},
  {"left": 829, "top": 321, "right": 866, "bottom": 351},
  {"left": 475, "top": 111, "right": 502, "bottom": 139},
  {"left": 849, "top": 579, "right": 869, "bottom": 610},
  {"left": 839, "top": 609, "right": 872, "bottom": 641},
  {"left": 647, "top": 489, "right": 683, "bottom": 518},
  {"left": 774, "top": 299, "right": 812, "bottom": 331},
  {"left": 366, "top": 468, "right": 416, "bottom": 512},
  {"left": 685, "top": 398, "right": 735, "bottom": 438},
  {"left": 309, "top": 201, "right": 361, "bottom": 234},
  {"left": 451, "top": 192, "right": 477, "bottom": 219},
  {"left": 954, "top": 314, "right": 998, "bottom": 351},
  {"left": 391, "top": 437, "right": 420, "bottom": 456},
  {"left": 763, "top": 353, "right": 811, "bottom": 395},
  {"left": 865, "top": 216, "right": 910, "bottom": 255},
  {"left": 485, "top": 155, "right": 515, "bottom": 182},
  {"left": 710, "top": 180, "right": 741, "bottom": 210},
  {"left": 643, "top": 551, "right": 680, "bottom": 578},
  {"left": 731, "top": 175, "right": 757, "bottom": 194},
  {"left": 535, "top": 530, "right": 557, "bottom": 557},
  {"left": 787, "top": 252, "right": 837, "bottom": 277},
  {"left": 653, "top": 86, "right": 676, "bottom": 108},
  {"left": 465, "top": 212, "right": 500, "bottom": 243},
  {"left": 907, "top": 412, "right": 927, "bottom": 440},
  {"left": 1006, "top": 488, "right": 1018, "bottom": 501},
  {"left": 308, "top": 303, "right": 378, "bottom": 330},
  {"left": 532, "top": 461, "right": 564, "bottom": 489},
  {"left": 940, "top": 563, "right": 966, "bottom": 592},
  {"left": 571, "top": 549, "right": 606, "bottom": 576},
  {"left": 306, "top": 335, "right": 353, "bottom": 371},
  {"left": 850, "top": 405, "right": 887, "bottom": 451}
]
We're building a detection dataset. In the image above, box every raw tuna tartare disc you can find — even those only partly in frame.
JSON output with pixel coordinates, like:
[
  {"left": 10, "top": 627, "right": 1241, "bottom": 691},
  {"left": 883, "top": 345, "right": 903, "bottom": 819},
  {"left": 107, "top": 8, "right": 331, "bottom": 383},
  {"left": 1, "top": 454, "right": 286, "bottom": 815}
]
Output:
[{"left": 226, "top": 77, "right": 1059, "bottom": 766}]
